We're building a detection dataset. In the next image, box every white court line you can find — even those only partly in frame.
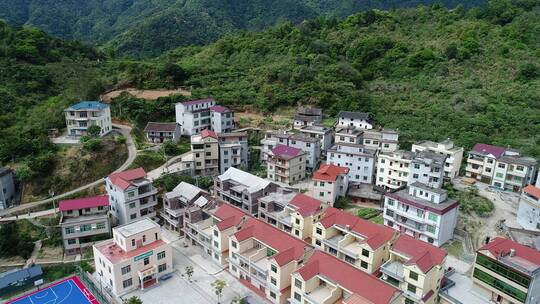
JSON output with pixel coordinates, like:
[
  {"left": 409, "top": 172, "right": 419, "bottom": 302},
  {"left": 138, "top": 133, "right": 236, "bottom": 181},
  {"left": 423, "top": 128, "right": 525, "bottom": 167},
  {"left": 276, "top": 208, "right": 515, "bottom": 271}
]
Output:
[
  {"left": 55, "top": 281, "right": 74, "bottom": 304},
  {"left": 70, "top": 279, "right": 94, "bottom": 304}
]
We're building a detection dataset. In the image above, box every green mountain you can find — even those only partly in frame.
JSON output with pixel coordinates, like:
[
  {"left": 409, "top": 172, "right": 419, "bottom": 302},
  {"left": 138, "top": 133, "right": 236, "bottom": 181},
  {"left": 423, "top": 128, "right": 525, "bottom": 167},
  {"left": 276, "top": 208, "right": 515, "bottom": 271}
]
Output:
[
  {"left": 152, "top": 0, "right": 538, "bottom": 156},
  {"left": 0, "top": 0, "right": 485, "bottom": 57}
]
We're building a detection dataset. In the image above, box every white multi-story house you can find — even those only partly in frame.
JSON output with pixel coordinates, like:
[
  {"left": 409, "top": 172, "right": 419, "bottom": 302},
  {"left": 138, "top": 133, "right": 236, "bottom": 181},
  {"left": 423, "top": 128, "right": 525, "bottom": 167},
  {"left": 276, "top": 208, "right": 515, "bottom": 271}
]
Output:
[
  {"left": 191, "top": 129, "right": 220, "bottom": 176},
  {"left": 0, "top": 167, "right": 15, "bottom": 210},
  {"left": 408, "top": 151, "right": 446, "bottom": 189},
  {"left": 412, "top": 139, "right": 464, "bottom": 179},
  {"left": 383, "top": 182, "right": 459, "bottom": 247},
  {"left": 210, "top": 105, "right": 235, "bottom": 133},
  {"left": 267, "top": 145, "right": 307, "bottom": 185},
  {"left": 293, "top": 106, "right": 322, "bottom": 129},
  {"left": 105, "top": 168, "right": 158, "bottom": 225},
  {"left": 175, "top": 99, "right": 234, "bottom": 136},
  {"left": 93, "top": 218, "right": 172, "bottom": 297},
  {"left": 361, "top": 129, "right": 400, "bottom": 153},
  {"left": 312, "top": 164, "right": 349, "bottom": 205},
  {"left": 59, "top": 195, "right": 111, "bottom": 255},
  {"left": 327, "top": 143, "right": 376, "bottom": 184},
  {"left": 337, "top": 111, "right": 374, "bottom": 129},
  {"left": 143, "top": 122, "right": 181, "bottom": 143},
  {"left": 376, "top": 150, "right": 415, "bottom": 190},
  {"left": 64, "top": 101, "right": 112, "bottom": 137},
  {"left": 335, "top": 127, "right": 362, "bottom": 145},
  {"left": 517, "top": 184, "right": 540, "bottom": 231},
  {"left": 298, "top": 125, "right": 333, "bottom": 152},
  {"left": 218, "top": 132, "right": 249, "bottom": 174},
  {"left": 260, "top": 131, "right": 291, "bottom": 162},
  {"left": 466, "top": 143, "right": 537, "bottom": 192}
]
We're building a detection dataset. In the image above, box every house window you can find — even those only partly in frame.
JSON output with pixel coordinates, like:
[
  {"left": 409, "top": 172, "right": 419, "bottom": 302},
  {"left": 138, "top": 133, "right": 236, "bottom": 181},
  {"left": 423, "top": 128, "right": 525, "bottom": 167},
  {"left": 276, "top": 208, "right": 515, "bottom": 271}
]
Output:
[
  {"left": 67, "top": 239, "right": 77, "bottom": 245},
  {"left": 270, "top": 277, "right": 277, "bottom": 285},
  {"left": 294, "top": 292, "right": 301, "bottom": 301},
  {"left": 157, "top": 251, "right": 166, "bottom": 260},
  {"left": 295, "top": 218, "right": 300, "bottom": 225},
  {"left": 361, "top": 261, "right": 368, "bottom": 269},
  {"left": 65, "top": 227, "right": 75, "bottom": 234},
  {"left": 270, "top": 291, "right": 276, "bottom": 299},
  {"left": 144, "top": 257, "right": 150, "bottom": 266},
  {"left": 295, "top": 278, "right": 302, "bottom": 288},
  {"left": 127, "top": 191, "right": 135, "bottom": 198},
  {"left": 96, "top": 222, "right": 106, "bottom": 230},
  {"left": 122, "top": 278, "right": 132, "bottom": 288},
  {"left": 345, "top": 255, "right": 355, "bottom": 264},
  {"left": 271, "top": 264, "right": 277, "bottom": 273},
  {"left": 409, "top": 271, "right": 419, "bottom": 281},
  {"left": 498, "top": 163, "right": 506, "bottom": 169},
  {"left": 428, "top": 213, "right": 438, "bottom": 222},
  {"left": 426, "top": 225, "right": 436, "bottom": 234},
  {"left": 130, "top": 213, "right": 137, "bottom": 220},
  {"left": 232, "top": 241, "right": 237, "bottom": 248},
  {"left": 362, "top": 249, "right": 370, "bottom": 257},
  {"left": 121, "top": 265, "right": 131, "bottom": 275},
  {"left": 405, "top": 299, "right": 415, "bottom": 304},
  {"left": 316, "top": 228, "right": 322, "bottom": 235},
  {"left": 158, "top": 263, "right": 167, "bottom": 272},
  {"left": 214, "top": 230, "right": 219, "bottom": 237},
  {"left": 407, "top": 283, "right": 417, "bottom": 293},
  {"left": 315, "top": 239, "right": 321, "bottom": 246},
  {"left": 131, "top": 239, "right": 135, "bottom": 246}
]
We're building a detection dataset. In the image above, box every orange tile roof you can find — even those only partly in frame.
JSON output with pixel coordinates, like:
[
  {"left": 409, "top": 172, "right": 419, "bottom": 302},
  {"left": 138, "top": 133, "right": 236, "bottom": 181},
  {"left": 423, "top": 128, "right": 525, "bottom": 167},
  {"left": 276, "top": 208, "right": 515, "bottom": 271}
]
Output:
[
  {"left": 479, "top": 237, "right": 540, "bottom": 267},
  {"left": 313, "top": 164, "right": 349, "bottom": 181},
  {"left": 214, "top": 204, "right": 246, "bottom": 231},
  {"left": 297, "top": 251, "right": 399, "bottom": 304},
  {"left": 524, "top": 184, "right": 540, "bottom": 200},
  {"left": 392, "top": 234, "right": 446, "bottom": 273},
  {"left": 319, "top": 208, "right": 396, "bottom": 250},
  {"left": 201, "top": 129, "right": 217, "bottom": 139},
  {"left": 233, "top": 218, "right": 309, "bottom": 266},
  {"left": 108, "top": 168, "right": 147, "bottom": 190}
]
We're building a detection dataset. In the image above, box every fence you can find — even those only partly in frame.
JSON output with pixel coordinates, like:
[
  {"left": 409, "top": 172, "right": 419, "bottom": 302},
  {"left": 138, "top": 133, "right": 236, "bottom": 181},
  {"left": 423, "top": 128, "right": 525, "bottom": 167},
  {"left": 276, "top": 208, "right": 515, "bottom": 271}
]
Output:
[{"left": 77, "top": 267, "right": 119, "bottom": 304}]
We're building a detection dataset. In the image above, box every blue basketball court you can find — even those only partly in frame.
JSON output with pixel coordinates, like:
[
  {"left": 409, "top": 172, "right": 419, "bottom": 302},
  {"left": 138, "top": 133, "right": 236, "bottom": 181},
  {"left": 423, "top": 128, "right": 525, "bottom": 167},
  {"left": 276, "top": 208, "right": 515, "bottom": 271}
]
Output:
[{"left": 8, "top": 276, "right": 99, "bottom": 304}]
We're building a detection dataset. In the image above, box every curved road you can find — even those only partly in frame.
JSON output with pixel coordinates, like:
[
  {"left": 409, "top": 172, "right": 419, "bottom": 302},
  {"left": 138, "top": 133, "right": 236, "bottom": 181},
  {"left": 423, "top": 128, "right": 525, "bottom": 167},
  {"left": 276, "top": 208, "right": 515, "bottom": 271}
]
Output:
[{"left": 0, "top": 123, "right": 137, "bottom": 217}]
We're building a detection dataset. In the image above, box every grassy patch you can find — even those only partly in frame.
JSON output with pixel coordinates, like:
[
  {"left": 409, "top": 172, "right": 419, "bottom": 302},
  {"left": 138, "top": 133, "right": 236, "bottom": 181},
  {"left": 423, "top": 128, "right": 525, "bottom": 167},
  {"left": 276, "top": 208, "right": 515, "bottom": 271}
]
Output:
[
  {"left": 42, "top": 264, "right": 77, "bottom": 282},
  {"left": 129, "top": 150, "right": 165, "bottom": 171},
  {"left": 356, "top": 208, "right": 380, "bottom": 220},
  {"left": 444, "top": 240, "right": 464, "bottom": 258},
  {"left": 446, "top": 185, "right": 494, "bottom": 217},
  {"left": 369, "top": 214, "right": 384, "bottom": 225}
]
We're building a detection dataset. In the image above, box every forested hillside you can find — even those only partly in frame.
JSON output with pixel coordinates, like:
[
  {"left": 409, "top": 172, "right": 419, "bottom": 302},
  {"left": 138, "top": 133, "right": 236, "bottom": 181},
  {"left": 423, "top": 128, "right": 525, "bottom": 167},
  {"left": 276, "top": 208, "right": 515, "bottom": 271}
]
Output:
[
  {"left": 156, "top": 0, "right": 539, "bottom": 156},
  {"left": 0, "top": 20, "right": 108, "bottom": 182},
  {"left": 0, "top": 0, "right": 485, "bottom": 56}
]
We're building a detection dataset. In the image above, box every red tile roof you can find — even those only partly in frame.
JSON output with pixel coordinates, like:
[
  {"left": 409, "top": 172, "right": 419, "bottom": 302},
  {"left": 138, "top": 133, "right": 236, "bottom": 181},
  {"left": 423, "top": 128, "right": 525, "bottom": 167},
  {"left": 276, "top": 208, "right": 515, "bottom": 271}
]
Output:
[
  {"left": 59, "top": 195, "right": 109, "bottom": 212},
  {"left": 271, "top": 144, "right": 302, "bottom": 158},
  {"left": 392, "top": 234, "right": 447, "bottom": 273},
  {"left": 144, "top": 122, "right": 178, "bottom": 132},
  {"left": 233, "top": 218, "right": 309, "bottom": 266},
  {"left": 479, "top": 237, "right": 540, "bottom": 266},
  {"left": 297, "top": 251, "right": 399, "bottom": 304},
  {"left": 201, "top": 129, "right": 218, "bottom": 139},
  {"left": 524, "top": 185, "right": 540, "bottom": 200},
  {"left": 289, "top": 193, "right": 324, "bottom": 217},
  {"left": 471, "top": 143, "right": 508, "bottom": 159},
  {"left": 214, "top": 204, "right": 246, "bottom": 231},
  {"left": 209, "top": 105, "right": 231, "bottom": 113},
  {"left": 108, "top": 168, "right": 147, "bottom": 190},
  {"left": 313, "top": 164, "right": 349, "bottom": 181},
  {"left": 319, "top": 208, "right": 396, "bottom": 250}
]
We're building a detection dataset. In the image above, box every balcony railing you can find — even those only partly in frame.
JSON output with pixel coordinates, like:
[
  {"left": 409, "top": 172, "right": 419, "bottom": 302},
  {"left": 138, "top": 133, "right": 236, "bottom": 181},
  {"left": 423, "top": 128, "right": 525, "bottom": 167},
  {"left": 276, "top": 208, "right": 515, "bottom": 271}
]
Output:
[{"left": 380, "top": 260, "right": 405, "bottom": 281}]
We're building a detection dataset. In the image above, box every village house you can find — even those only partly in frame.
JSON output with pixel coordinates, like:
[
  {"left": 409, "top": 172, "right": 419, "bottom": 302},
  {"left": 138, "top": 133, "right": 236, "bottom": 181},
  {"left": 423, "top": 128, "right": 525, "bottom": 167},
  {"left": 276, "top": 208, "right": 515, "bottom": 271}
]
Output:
[
  {"left": 175, "top": 98, "right": 234, "bottom": 136},
  {"left": 312, "top": 164, "right": 349, "bottom": 205},
  {"left": 362, "top": 128, "right": 400, "bottom": 153},
  {"left": 471, "top": 237, "right": 540, "bottom": 304},
  {"left": 408, "top": 151, "right": 447, "bottom": 189},
  {"left": 336, "top": 111, "right": 374, "bottom": 130},
  {"left": 143, "top": 122, "right": 181, "bottom": 143},
  {"left": 290, "top": 250, "right": 401, "bottom": 304},
  {"left": 93, "top": 218, "right": 172, "bottom": 297},
  {"left": 184, "top": 202, "right": 247, "bottom": 266},
  {"left": 383, "top": 182, "right": 459, "bottom": 247},
  {"left": 228, "top": 217, "right": 314, "bottom": 304},
  {"left": 267, "top": 145, "right": 307, "bottom": 185},
  {"left": 64, "top": 101, "right": 112, "bottom": 137},
  {"left": 59, "top": 195, "right": 111, "bottom": 255},
  {"left": 312, "top": 207, "right": 398, "bottom": 274},
  {"left": 376, "top": 150, "right": 415, "bottom": 190},
  {"left": 326, "top": 143, "right": 376, "bottom": 184},
  {"left": 214, "top": 167, "right": 279, "bottom": 215},
  {"left": 161, "top": 182, "right": 205, "bottom": 234},
  {"left": 218, "top": 132, "right": 249, "bottom": 174},
  {"left": 412, "top": 139, "right": 464, "bottom": 179},
  {"left": 466, "top": 143, "right": 537, "bottom": 192},
  {"left": 379, "top": 234, "right": 447, "bottom": 304},
  {"left": 105, "top": 168, "right": 158, "bottom": 225},
  {"left": 261, "top": 131, "right": 322, "bottom": 171},
  {"left": 297, "top": 125, "right": 333, "bottom": 152},
  {"left": 293, "top": 106, "right": 322, "bottom": 129},
  {"left": 191, "top": 129, "right": 220, "bottom": 176}
]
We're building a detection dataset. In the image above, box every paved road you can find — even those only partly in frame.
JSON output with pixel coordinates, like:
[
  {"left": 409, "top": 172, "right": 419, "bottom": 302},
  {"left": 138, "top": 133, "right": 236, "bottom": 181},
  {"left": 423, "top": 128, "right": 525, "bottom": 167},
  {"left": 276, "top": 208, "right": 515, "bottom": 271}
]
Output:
[{"left": 0, "top": 123, "right": 137, "bottom": 217}]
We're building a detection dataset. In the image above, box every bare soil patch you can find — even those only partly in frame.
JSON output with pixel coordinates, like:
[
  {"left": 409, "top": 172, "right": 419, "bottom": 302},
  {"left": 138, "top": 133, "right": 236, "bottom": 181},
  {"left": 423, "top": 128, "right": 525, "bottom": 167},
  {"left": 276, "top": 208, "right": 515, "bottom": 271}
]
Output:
[{"left": 101, "top": 87, "right": 191, "bottom": 102}]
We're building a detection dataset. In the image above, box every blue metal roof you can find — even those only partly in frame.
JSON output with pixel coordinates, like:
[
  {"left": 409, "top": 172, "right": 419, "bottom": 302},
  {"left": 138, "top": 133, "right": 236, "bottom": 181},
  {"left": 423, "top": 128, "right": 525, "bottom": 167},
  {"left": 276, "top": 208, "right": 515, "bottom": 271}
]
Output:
[
  {"left": 68, "top": 101, "right": 109, "bottom": 111},
  {"left": 0, "top": 266, "right": 43, "bottom": 289}
]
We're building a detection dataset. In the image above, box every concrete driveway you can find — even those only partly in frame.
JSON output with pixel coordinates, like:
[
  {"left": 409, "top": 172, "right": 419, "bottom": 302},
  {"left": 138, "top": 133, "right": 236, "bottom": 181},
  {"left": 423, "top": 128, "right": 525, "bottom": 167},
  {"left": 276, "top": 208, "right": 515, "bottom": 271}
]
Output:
[{"left": 124, "top": 230, "right": 267, "bottom": 304}]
